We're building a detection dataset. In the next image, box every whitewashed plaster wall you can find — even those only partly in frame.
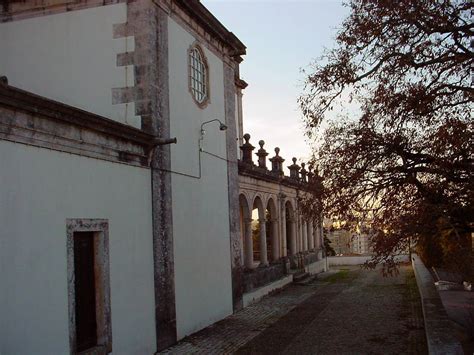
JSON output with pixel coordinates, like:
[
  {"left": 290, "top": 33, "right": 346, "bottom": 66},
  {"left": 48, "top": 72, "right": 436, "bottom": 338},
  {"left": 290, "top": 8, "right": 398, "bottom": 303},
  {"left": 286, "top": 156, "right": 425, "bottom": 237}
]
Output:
[
  {"left": 0, "top": 4, "right": 140, "bottom": 127},
  {"left": 0, "top": 141, "right": 155, "bottom": 355},
  {"left": 168, "top": 17, "right": 233, "bottom": 339}
]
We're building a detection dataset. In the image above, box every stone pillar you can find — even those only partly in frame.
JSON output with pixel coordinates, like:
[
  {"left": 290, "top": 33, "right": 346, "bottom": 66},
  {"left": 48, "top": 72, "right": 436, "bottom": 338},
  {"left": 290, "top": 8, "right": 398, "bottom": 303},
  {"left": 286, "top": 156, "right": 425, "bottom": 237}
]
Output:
[
  {"left": 308, "top": 221, "right": 314, "bottom": 250},
  {"left": 307, "top": 164, "right": 314, "bottom": 184},
  {"left": 314, "top": 225, "right": 319, "bottom": 250},
  {"left": 259, "top": 218, "right": 269, "bottom": 266},
  {"left": 300, "top": 163, "right": 308, "bottom": 183},
  {"left": 256, "top": 140, "right": 268, "bottom": 170},
  {"left": 288, "top": 157, "right": 301, "bottom": 180},
  {"left": 269, "top": 147, "right": 285, "bottom": 176},
  {"left": 244, "top": 219, "right": 254, "bottom": 269},
  {"left": 281, "top": 211, "right": 287, "bottom": 257},
  {"left": 298, "top": 214, "right": 303, "bottom": 252},
  {"left": 302, "top": 220, "right": 308, "bottom": 251},
  {"left": 290, "top": 218, "right": 297, "bottom": 255},
  {"left": 271, "top": 218, "right": 279, "bottom": 261},
  {"left": 320, "top": 223, "right": 324, "bottom": 249}
]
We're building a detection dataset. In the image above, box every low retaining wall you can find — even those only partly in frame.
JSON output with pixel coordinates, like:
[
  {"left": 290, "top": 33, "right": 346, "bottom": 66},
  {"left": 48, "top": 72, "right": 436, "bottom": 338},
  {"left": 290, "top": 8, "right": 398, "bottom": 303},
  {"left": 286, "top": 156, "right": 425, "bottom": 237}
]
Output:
[
  {"left": 305, "top": 259, "right": 326, "bottom": 275},
  {"left": 242, "top": 274, "right": 293, "bottom": 307},
  {"left": 412, "top": 255, "right": 463, "bottom": 355},
  {"left": 242, "top": 256, "right": 326, "bottom": 307},
  {"left": 243, "top": 262, "right": 286, "bottom": 294},
  {"left": 328, "top": 256, "right": 371, "bottom": 266},
  {"left": 328, "top": 255, "right": 410, "bottom": 266}
]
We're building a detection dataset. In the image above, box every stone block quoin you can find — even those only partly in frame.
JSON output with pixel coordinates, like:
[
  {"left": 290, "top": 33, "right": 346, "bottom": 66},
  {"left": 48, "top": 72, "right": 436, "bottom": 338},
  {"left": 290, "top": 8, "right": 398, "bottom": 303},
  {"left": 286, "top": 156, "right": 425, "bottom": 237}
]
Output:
[{"left": 112, "top": 7, "right": 154, "bottom": 123}]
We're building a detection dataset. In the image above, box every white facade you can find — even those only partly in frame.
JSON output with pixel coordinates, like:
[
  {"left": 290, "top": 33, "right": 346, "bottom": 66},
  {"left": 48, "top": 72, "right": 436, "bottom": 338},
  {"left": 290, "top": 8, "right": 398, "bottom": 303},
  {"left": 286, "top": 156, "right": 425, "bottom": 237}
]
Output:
[
  {"left": 0, "top": 2, "right": 238, "bottom": 343},
  {"left": 0, "top": 4, "right": 140, "bottom": 127},
  {"left": 168, "top": 17, "right": 233, "bottom": 338},
  {"left": 0, "top": 141, "right": 155, "bottom": 355}
]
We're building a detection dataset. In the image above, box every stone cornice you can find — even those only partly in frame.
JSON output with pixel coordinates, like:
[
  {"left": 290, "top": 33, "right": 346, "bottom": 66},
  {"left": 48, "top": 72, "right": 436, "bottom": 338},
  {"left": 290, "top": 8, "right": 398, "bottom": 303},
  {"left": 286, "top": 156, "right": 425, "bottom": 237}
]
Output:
[
  {"left": 173, "top": 0, "right": 246, "bottom": 57},
  {"left": 0, "top": 81, "right": 155, "bottom": 167},
  {"left": 0, "top": 0, "right": 125, "bottom": 23},
  {"left": 0, "top": 0, "right": 247, "bottom": 60}
]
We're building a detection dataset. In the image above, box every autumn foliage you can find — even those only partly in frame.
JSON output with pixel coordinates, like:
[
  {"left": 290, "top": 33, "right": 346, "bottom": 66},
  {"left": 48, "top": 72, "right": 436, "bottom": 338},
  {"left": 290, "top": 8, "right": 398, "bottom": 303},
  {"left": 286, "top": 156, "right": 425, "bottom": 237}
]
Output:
[{"left": 299, "top": 0, "right": 473, "bottom": 276}]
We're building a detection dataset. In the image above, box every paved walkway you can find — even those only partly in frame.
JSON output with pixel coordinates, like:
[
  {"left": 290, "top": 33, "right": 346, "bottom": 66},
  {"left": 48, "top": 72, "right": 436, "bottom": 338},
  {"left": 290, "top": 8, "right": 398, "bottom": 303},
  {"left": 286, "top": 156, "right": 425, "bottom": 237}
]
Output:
[{"left": 162, "top": 265, "right": 427, "bottom": 354}]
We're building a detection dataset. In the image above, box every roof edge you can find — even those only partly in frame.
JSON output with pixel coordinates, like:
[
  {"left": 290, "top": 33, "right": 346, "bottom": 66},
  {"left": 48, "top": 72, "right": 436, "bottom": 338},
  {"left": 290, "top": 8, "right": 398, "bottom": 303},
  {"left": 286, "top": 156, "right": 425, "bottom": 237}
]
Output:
[{"left": 174, "top": 0, "right": 246, "bottom": 56}]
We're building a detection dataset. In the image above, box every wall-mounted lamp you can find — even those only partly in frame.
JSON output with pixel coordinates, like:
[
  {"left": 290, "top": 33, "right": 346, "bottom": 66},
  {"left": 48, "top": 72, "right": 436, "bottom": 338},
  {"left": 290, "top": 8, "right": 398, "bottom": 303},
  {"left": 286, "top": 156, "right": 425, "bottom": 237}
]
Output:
[
  {"left": 200, "top": 118, "right": 227, "bottom": 136},
  {"left": 199, "top": 119, "right": 228, "bottom": 150}
]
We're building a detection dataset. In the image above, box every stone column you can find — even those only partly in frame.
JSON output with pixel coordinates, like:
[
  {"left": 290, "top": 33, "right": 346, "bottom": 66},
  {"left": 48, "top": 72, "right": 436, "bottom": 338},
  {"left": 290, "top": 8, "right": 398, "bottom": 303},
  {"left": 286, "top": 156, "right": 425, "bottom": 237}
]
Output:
[
  {"left": 281, "top": 212, "right": 287, "bottom": 257},
  {"left": 244, "top": 219, "right": 254, "bottom": 269},
  {"left": 314, "top": 225, "right": 320, "bottom": 250},
  {"left": 298, "top": 215, "right": 303, "bottom": 252},
  {"left": 271, "top": 218, "right": 279, "bottom": 261},
  {"left": 308, "top": 221, "right": 314, "bottom": 250},
  {"left": 302, "top": 220, "right": 308, "bottom": 251},
  {"left": 259, "top": 218, "right": 268, "bottom": 266},
  {"left": 316, "top": 224, "right": 323, "bottom": 261},
  {"left": 290, "top": 218, "right": 297, "bottom": 255}
]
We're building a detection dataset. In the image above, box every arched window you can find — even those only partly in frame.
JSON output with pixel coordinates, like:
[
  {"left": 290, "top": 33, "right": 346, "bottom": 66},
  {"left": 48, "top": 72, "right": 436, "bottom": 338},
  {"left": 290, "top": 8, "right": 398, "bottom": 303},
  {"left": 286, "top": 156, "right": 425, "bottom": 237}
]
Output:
[{"left": 189, "top": 44, "right": 209, "bottom": 106}]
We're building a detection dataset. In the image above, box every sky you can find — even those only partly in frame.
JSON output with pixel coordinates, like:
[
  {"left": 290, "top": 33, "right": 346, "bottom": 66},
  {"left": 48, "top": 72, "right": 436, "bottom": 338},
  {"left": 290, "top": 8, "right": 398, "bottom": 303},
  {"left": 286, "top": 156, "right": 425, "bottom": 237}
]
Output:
[{"left": 202, "top": 0, "right": 349, "bottom": 169}]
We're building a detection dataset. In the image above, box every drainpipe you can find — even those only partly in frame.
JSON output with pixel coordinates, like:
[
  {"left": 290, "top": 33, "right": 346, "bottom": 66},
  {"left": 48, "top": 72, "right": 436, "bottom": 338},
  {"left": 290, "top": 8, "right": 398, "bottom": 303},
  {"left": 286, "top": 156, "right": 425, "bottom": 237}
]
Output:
[{"left": 147, "top": 137, "right": 177, "bottom": 166}]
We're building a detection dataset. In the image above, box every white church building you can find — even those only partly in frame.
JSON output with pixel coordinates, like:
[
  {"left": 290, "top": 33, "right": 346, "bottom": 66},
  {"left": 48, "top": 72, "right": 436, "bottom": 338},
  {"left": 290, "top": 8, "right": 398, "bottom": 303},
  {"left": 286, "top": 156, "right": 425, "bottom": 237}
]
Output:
[{"left": 0, "top": 1, "right": 325, "bottom": 354}]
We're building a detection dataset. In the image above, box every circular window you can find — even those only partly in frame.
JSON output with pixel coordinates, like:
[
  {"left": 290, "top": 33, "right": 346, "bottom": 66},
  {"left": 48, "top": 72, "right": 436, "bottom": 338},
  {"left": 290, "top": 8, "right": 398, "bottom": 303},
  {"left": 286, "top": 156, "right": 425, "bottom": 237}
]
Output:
[{"left": 189, "top": 45, "right": 208, "bottom": 105}]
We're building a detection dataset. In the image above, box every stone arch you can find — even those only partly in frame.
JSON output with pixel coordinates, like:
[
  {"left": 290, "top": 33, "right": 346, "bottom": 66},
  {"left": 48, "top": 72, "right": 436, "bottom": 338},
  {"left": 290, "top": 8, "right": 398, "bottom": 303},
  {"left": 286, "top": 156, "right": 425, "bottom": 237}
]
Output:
[
  {"left": 239, "top": 193, "right": 254, "bottom": 269},
  {"left": 266, "top": 197, "right": 277, "bottom": 217},
  {"left": 252, "top": 194, "right": 265, "bottom": 220},
  {"left": 239, "top": 193, "right": 250, "bottom": 219}
]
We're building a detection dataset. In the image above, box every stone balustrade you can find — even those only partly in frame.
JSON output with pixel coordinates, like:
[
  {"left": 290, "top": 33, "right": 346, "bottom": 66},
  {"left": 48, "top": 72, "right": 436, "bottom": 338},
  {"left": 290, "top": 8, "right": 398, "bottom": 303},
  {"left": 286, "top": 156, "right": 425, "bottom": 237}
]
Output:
[{"left": 239, "top": 133, "right": 321, "bottom": 186}]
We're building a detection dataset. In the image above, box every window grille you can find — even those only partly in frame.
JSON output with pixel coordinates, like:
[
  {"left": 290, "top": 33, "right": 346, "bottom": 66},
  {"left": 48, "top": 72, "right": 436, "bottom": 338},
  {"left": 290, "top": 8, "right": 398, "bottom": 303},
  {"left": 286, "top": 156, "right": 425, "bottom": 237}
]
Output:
[{"left": 189, "top": 46, "right": 208, "bottom": 104}]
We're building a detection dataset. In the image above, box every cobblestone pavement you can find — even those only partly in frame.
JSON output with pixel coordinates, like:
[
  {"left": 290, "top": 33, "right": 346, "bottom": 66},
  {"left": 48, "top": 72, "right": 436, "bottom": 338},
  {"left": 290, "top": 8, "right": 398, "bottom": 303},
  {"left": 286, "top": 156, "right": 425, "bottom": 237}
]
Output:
[{"left": 162, "top": 265, "right": 427, "bottom": 354}]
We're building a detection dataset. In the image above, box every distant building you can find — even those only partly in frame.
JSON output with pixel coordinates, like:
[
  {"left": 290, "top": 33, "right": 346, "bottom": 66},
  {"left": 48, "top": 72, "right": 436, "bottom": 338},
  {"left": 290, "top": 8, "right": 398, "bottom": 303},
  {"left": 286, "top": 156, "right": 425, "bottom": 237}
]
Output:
[
  {"left": 326, "top": 229, "right": 352, "bottom": 255},
  {"left": 350, "top": 232, "right": 372, "bottom": 255},
  {"left": 323, "top": 218, "right": 374, "bottom": 255}
]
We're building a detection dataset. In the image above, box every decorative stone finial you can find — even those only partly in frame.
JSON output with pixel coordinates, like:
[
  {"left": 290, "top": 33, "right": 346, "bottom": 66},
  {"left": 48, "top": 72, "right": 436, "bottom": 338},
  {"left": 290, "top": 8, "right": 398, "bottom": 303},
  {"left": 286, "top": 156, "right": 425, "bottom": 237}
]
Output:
[
  {"left": 288, "top": 157, "right": 301, "bottom": 180},
  {"left": 300, "top": 162, "right": 308, "bottom": 183},
  {"left": 240, "top": 133, "right": 255, "bottom": 165},
  {"left": 256, "top": 140, "right": 268, "bottom": 169},
  {"left": 307, "top": 164, "right": 314, "bottom": 183},
  {"left": 269, "top": 147, "right": 285, "bottom": 175}
]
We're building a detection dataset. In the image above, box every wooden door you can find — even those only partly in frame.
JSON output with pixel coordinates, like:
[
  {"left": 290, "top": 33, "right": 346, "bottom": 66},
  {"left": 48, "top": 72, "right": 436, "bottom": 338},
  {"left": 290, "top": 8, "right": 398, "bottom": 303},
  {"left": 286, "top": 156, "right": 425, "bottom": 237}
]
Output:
[{"left": 74, "top": 232, "right": 98, "bottom": 352}]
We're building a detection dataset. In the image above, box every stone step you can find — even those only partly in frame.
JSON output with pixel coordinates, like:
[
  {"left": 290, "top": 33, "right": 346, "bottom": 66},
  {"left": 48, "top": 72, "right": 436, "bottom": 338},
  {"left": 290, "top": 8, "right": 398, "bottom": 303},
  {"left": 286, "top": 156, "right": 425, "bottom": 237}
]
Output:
[{"left": 293, "top": 272, "right": 310, "bottom": 283}]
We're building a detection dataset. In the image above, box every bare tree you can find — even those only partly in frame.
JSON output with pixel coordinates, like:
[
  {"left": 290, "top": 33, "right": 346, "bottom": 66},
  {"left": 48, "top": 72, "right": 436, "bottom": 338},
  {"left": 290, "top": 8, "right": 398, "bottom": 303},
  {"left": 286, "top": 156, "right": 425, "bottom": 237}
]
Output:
[{"left": 299, "top": 0, "right": 473, "bottom": 275}]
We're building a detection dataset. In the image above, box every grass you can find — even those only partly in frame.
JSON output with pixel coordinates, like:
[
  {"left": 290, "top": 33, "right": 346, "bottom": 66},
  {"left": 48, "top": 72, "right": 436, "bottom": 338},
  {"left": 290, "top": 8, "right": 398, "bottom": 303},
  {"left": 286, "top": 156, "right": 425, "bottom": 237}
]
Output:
[{"left": 325, "top": 269, "right": 351, "bottom": 283}]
